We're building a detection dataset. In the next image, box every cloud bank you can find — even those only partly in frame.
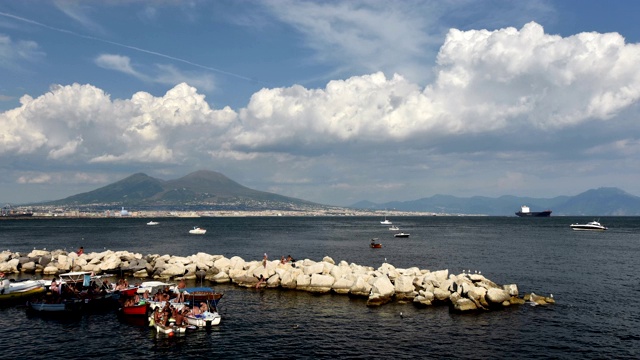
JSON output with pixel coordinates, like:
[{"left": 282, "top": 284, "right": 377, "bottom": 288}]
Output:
[{"left": 2, "top": 22, "right": 640, "bottom": 204}]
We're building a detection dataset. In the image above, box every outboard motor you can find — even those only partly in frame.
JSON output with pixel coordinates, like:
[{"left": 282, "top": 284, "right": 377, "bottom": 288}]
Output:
[{"left": 0, "top": 275, "right": 9, "bottom": 295}]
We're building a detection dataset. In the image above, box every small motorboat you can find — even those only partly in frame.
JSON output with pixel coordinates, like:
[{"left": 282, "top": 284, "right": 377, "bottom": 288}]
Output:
[
  {"left": 120, "top": 302, "right": 149, "bottom": 316},
  {"left": 0, "top": 277, "right": 46, "bottom": 304},
  {"left": 185, "top": 311, "right": 221, "bottom": 327},
  {"left": 570, "top": 220, "right": 608, "bottom": 231},
  {"left": 189, "top": 226, "right": 207, "bottom": 235},
  {"left": 388, "top": 225, "right": 399, "bottom": 231},
  {"left": 380, "top": 217, "right": 392, "bottom": 225},
  {"left": 28, "top": 298, "right": 84, "bottom": 313},
  {"left": 154, "top": 323, "right": 175, "bottom": 335},
  {"left": 182, "top": 287, "right": 224, "bottom": 303},
  {"left": 394, "top": 232, "right": 410, "bottom": 238},
  {"left": 147, "top": 221, "right": 159, "bottom": 226},
  {"left": 370, "top": 238, "right": 382, "bottom": 248}
]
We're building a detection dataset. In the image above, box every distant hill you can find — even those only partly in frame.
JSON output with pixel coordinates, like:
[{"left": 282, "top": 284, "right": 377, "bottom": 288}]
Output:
[
  {"left": 350, "top": 187, "right": 640, "bottom": 216},
  {"left": 41, "top": 170, "right": 320, "bottom": 210}
]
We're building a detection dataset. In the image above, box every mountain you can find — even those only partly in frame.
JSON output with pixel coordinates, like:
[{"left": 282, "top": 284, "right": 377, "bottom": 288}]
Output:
[
  {"left": 41, "top": 170, "right": 319, "bottom": 210},
  {"left": 350, "top": 187, "right": 640, "bottom": 216}
]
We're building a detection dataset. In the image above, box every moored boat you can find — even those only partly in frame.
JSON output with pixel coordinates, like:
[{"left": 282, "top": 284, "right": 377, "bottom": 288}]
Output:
[
  {"left": 185, "top": 311, "right": 221, "bottom": 328},
  {"left": 388, "top": 225, "right": 399, "bottom": 231},
  {"left": 120, "top": 302, "right": 150, "bottom": 316},
  {"left": 0, "top": 275, "right": 47, "bottom": 304},
  {"left": 147, "top": 221, "right": 159, "bottom": 226},
  {"left": 182, "top": 287, "right": 223, "bottom": 303},
  {"left": 394, "top": 232, "right": 410, "bottom": 238},
  {"left": 27, "top": 298, "right": 83, "bottom": 313},
  {"left": 380, "top": 217, "right": 392, "bottom": 225}
]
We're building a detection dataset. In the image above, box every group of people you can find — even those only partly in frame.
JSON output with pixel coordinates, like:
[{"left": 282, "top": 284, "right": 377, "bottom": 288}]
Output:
[
  {"left": 255, "top": 254, "right": 296, "bottom": 288},
  {"left": 279, "top": 255, "right": 295, "bottom": 264},
  {"left": 152, "top": 300, "right": 210, "bottom": 328}
]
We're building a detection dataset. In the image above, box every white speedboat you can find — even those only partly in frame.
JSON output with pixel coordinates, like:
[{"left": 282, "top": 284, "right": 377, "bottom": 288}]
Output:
[
  {"left": 394, "top": 232, "right": 410, "bottom": 238},
  {"left": 185, "top": 310, "right": 221, "bottom": 327},
  {"left": 388, "top": 225, "right": 399, "bottom": 231},
  {"left": 147, "top": 221, "right": 159, "bottom": 226},
  {"left": 570, "top": 221, "right": 608, "bottom": 231},
  {"left": 189, "top": 226, "right": 206, "bottom": 235}
]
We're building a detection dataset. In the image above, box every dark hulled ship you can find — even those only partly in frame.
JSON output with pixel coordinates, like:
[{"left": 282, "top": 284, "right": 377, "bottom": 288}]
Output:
[{"left": 515, "top": 205, "right": 551, "bottom": 217}]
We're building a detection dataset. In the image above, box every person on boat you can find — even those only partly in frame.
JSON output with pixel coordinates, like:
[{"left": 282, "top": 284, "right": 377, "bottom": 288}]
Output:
[
  {"left": 50, "top": 279, "right": 59, "bottom": 294},
  {"left": 199, "top": 302, "right": 209, "bottom": 313},
  {"left": 191, "top": 304, "right": 201, "bottom": 316},
  {"left": 152, "top": 307, "right": 161, "bottom": 325},
  {"left": 173, "top": 307, "right": 185, "bottom": 326},
  {"left": 178, "top": 279, "right": 186, "bottom": 290},
  {"left": 76, "top": 246, "right": 84, "bottom": 255}
]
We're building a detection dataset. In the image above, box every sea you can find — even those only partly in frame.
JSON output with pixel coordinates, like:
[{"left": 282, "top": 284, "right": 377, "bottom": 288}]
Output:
[{"left": 0, "top": 215, "right": 638, "bottom": 359}]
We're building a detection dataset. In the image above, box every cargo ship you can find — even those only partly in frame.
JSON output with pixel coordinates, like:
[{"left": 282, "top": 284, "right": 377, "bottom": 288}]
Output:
[{"left": 515, "top": 205, "right": 551, "bottom": 217}]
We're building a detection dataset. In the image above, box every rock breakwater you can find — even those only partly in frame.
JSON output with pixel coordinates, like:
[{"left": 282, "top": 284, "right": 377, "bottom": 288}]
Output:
[{"left": 0, "top": 249, "right": 554, "bottom": 311}]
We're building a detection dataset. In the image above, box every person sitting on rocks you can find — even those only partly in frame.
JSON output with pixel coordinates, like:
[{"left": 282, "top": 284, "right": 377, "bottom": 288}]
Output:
[{"left": 256, "top": 274, "right": 267, "bottom": 288}]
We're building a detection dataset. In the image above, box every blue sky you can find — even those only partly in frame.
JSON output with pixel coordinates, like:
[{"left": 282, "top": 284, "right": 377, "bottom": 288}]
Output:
[{"left": 2, "top": 0, "right": 640, "bottom": 207}]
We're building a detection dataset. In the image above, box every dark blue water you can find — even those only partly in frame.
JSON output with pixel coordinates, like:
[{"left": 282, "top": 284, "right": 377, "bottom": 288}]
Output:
[{"left": 0, "top": 216, "right": 639, "bottom": 359}]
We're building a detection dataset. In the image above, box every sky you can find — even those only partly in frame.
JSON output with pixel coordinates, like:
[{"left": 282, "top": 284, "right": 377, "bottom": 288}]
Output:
[{"left": 2, "top": 0, "right": 640, "bottom": 207}]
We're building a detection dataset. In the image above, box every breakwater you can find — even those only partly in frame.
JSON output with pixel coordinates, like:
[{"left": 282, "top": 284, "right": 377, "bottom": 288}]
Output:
[{"left": 1, "top": 248, "right": 554, "bottom": 311}]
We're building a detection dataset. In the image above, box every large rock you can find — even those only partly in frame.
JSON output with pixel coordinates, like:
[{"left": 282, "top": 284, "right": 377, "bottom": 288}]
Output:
[
  {"left": 503, "top": 284, "right": 519, "bottom": 297},
  {"left": 372, "top": 276, "right": 395, "bottom": 297},
  {"left": 433, "top": 287, "right": 451, "bottom": 302},
  {"left": 349, "top": 276, "right": 371, "bottom": 297},
  {"left": 303, "top": 262, "right": 325, "bottom": 276},
  {"left": 486, "top": 288, "right": 510, "bottom": 304},
  {"left": 452, "top": 298, "right": 478, "bottom": 312},
  {"left": 331, "top": 277, "right": 354, "bottom": 294},
  {"left": 394, "top": 275, "right": 417, "bottom": 301},
  {"left": 308, "top": 274, "right": 334, "bottom": 293}
]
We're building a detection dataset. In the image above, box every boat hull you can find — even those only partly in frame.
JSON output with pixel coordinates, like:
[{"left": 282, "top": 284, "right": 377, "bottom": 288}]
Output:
[
  {"left": 120, "top": 303, "right": 149, "bottom": 316},
  {"left": 0, "top": 286, "right": 45, "bottom": 304},
  {"left": 185, "top": 311, "right": 221, "bottom": 327},
  {"left": 370, "top": 244, "right": 382, "bottom": 248},
  {"left": 515, "top": 210, "right": 552, "bottom": 217},
  {"left": 28, "top": 299, "right": 83, "bottom": 313}
]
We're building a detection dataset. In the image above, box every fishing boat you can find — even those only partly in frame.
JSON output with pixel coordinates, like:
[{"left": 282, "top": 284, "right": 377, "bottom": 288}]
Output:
[
  {"left": 370, "top": 238, "right": 382, "bottom": 248},
  {"left": 380, "top": 216, "right": 392, "bottom": 225}
]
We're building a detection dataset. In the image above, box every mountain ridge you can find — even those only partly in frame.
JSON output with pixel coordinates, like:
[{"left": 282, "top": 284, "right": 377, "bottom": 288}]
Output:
[
  {"left": 12, "top": 171, "right": 640, "bottom": 215},
  {"left": 39, "top": 170, "right": 320, "bottom": 210},
  {"left": 350, "top": 187, "right": 640, "bottom": 216}
]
